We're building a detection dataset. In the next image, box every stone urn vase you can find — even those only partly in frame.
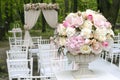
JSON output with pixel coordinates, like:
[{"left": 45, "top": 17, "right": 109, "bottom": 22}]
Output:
[{"left": 66, "top": 52, "right": 100, "bottom": 78}]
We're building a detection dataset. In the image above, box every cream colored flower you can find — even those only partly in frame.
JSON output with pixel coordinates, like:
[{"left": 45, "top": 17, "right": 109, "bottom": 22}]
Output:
[
  {"left": 59, "top": 37, "right": 66, "bottom": 46},
  {"left": 94, "top": 28, "right": 108, "bottom": 41},
  {"left": 80, "top": 28, "right": 92, "bottom": 38},
  {"left": 107, "top": 29, "right": 114, "bottom": 36},
  {"left": 57, "top": 24, "right": 66, "bottom": 36},
  {"left": 81, "top": 20, "right": 93, "bottom": 29},
  {"left": 91, "top": 42, "right": 102, "bottom": 54},
  {"left": 93, "top": 13, "right": 107, "bottom": 22},
  {"left": 95, "top": 34, "right": 106, "bottom": 42},
  {"left": 95, "top": 28, "right": 107, "bottom": 36},
  {"left": 66, "top": 27, "right": 76, "bottom": 37},
  {"left": 80, "top": 45, "right": 91, "bottom": 54}
]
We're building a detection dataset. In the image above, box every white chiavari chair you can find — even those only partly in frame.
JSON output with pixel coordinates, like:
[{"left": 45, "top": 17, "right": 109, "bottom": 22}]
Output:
[
  {"left": 37, "top": 38, "right": 50, "bottom": 45},
  {"left": 6, "top": 58, "right": 33, "bottom": 80},
  {"left": 106, "top": 40, "right": 120, "bottom": 64},
  {"left": 108, "top": 43, "right": 120, "bottom": 64},
  {"left": 9, "top": 37, "right": 22, "bottom": 46},
  {"left": 113, "top": 35, "right": 118, "bottom": 43},
  {"left": 37, "top": 47, "right": 58, "bottom": 73},
  {"left": 10, "top": 45, "right": 28, "bottom": 52},
  {"left": 31, "top": 36, "right": 42, "bottom": 48},
  {"left": 28, "top": 36, "right": 42, "bottom": 58},
  {"left": 118, "top": 33, "right": 120, "bottom": 41},
  {"left": 6, "top": 50, "right": 28, "bottom": 60},
  {"left": 50, "top": 58, "right": 73, "bottom": 73},
  {"left": 9, "top": 37, "right": 29, "bottom": 50}
]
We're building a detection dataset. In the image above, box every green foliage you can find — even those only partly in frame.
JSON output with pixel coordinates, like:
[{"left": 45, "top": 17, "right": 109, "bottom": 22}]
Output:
[
  {"left": 30, "top": 28, "right": 54, "bottom": 39},
  {"left": 0, "top": 0, "right": 120, "bottom": 40}
]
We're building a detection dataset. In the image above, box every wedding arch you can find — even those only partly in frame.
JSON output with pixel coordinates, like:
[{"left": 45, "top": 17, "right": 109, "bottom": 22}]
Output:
[{"left": 23, "top": 3, "right": 59, "bottom": 46}]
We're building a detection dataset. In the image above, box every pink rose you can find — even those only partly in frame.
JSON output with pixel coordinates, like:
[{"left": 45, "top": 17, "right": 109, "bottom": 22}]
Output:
[
  {"left": 63, "top": 20, "right": 70, "bottom": 27},
  {"left": 102, "top": 40, "right": 113, "bottom": 51},
  {"left": 102, "top": 41, "right": 108, "bottom": 47},
  {"left": 87, "top": 14, "right": 93, "bottom": 21}
]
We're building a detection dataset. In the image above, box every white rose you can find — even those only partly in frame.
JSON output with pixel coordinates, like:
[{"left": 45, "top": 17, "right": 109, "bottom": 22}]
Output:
[
  {"left": 81, "top": 12, "right": 87, "bottom": 19},
  {"left": 82, "top": 20, "right": 93, "bottom": 29},
  {"left": 94, "top": 28, "right": 108, "bottom": 41},
  {"left": 80, "top": 45, "right": 91, "bottom": 54},
  {"left": 81, "top": 28, "right": 92, "bottom": 38},
  {"left": 98, "top": 35, "right": 106, "bottom": 42},
  {"left": 66, "top": 27, "right": 76, "bottom": 37},
  {"left": 59, "top": 37, "right": 66, "bottom": 46},
  {"left": 107, "top": 29, "right": 114, "bottom": 36},
  {"left": 95, "top": 28, "right": 107, "bottom": 36},
  {"left": 93, "top": 14, "right": 107, "bottom": 22},
  {"left": 57, "top": 24, "right": 66, "bottom": 35}
]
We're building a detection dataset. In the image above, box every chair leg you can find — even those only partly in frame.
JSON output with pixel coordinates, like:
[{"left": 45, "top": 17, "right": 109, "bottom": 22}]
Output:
[
  {"left": 101, "top": 51, "right": 104, "bottom": 59},
  {"left": 111, "top": 55, "right": 114, "bottom": 64},
  {"left": 9, "top": 77, "right": 12, "bottom": 80},
  {"left": 115, "top": 54, "right": 118, "bottom": 63},
  {"left": 105, "top": 52, "right": 108, "bottom": 61},
  {"left": 37, "top": 61, "right": 40, "bottom": 73}
]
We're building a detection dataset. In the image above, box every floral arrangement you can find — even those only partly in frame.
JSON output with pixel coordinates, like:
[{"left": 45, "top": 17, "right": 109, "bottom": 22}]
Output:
[
  {"left": 55, "top": 9, "right": 114, "bottom": 55},
  {"left": 24, "top": 3, "right": 59, "bottom": 11}
]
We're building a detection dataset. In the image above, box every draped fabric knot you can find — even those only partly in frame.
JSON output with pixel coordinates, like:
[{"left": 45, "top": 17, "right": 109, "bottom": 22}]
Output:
[{"left": 24, "top": 24, "right": 30, "bottom": 31}]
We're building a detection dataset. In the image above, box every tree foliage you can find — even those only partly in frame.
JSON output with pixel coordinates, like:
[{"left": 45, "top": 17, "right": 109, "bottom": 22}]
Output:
[
  {"left": 0, "top": 0, "right": 119, "bottom": 40},
  {"left": 97, "top": 0, "right": 120, "bottom": 30}
]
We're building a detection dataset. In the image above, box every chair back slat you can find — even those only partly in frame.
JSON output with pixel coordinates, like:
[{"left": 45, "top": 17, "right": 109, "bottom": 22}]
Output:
[{"left": 7, "top": 58, "right": 33, "bottom": 79}]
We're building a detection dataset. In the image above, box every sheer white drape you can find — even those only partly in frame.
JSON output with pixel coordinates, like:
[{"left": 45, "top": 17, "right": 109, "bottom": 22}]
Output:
[
  {"left": 24, "top": 10, "right": 41, "bottom": 46},
  {"left": 42, "top": 10, "right": 58, "bottom": 28}
]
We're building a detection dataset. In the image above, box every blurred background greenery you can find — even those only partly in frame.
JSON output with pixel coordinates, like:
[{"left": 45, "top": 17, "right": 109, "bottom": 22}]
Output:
[{"left": 0, "top": 0, "right": 120, "bottom": 40}]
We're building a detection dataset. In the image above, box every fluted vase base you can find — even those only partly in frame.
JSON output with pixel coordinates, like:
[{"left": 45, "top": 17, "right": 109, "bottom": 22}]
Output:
[{"left": 66, "top": 52, "right": 100, "bottom": 78}]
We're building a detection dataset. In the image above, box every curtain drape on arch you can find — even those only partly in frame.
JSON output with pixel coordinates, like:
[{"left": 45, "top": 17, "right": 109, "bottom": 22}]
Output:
[
  {"left": 24, "top": 3, "right": 59, "bottom": 47},
  {"left": 24, "top": 10, "right": 41, "bottom": 46},
  {"left": 42, "top": 10, "right": 58, "bottom": 28}
]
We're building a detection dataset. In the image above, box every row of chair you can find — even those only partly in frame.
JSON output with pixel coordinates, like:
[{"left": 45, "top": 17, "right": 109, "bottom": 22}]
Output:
[
  {"left": 101, "top": 33, "right": 120, "bottom": 68},
  {"left": 6, "top": 36, "right": 42, "bottom": 80},
  {"left": 7, "top": 36, "right": 76, "bottom": 80}
]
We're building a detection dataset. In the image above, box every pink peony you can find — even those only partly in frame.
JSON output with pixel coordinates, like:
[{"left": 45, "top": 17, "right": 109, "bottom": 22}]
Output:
[
  {"left": 71, "top": 16, "right": 83, "bottom": 28},
  {"left": 65, "top": 36, "right": 85, "bottom": 54}
]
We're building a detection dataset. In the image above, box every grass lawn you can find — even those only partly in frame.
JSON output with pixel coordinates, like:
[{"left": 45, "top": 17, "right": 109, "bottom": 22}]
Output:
[{"left": 0, "top": 41, "right": 9, "bottom": 79}]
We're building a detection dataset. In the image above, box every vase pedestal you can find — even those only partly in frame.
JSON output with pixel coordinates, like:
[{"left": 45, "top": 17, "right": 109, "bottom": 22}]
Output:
[
  {"left": 72, "top": 63, "right": 94, "bottom": 78},
  {"left": 66, "top": 52, "right": 100, "bottom": 78}
]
